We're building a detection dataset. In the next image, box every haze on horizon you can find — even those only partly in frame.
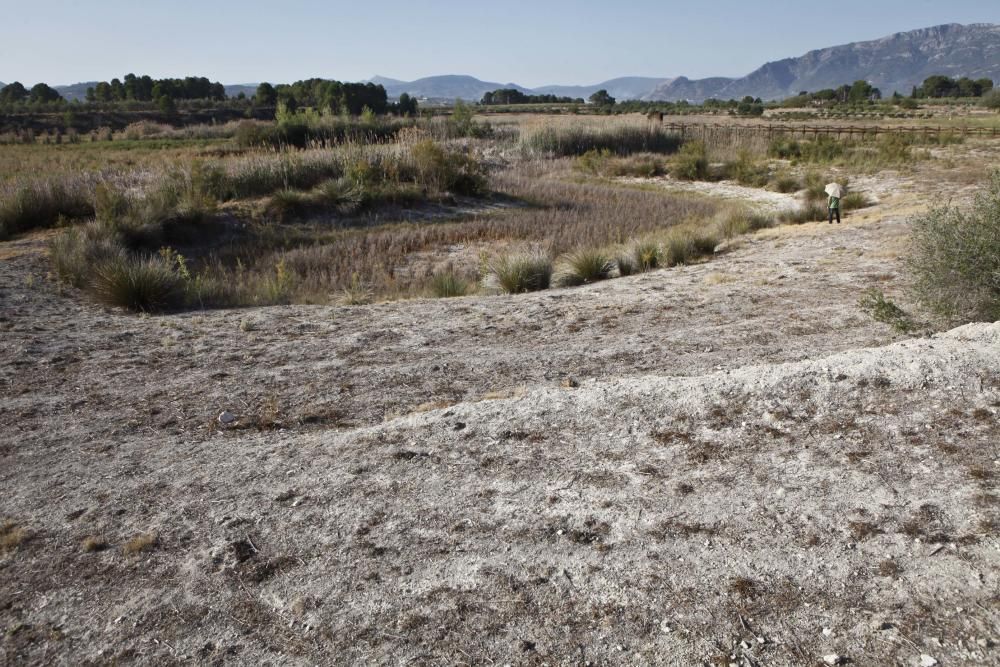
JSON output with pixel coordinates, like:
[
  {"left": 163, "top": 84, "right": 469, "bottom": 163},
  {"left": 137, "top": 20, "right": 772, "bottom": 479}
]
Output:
[{"left": 1, "top": 0, "right": 997, "bottom": 88}]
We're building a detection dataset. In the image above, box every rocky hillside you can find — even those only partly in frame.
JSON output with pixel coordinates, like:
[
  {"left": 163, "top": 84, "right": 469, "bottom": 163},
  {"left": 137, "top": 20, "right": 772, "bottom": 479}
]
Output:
[{"left": 647, "top": 22, "right": 1000, "bottom": 101}]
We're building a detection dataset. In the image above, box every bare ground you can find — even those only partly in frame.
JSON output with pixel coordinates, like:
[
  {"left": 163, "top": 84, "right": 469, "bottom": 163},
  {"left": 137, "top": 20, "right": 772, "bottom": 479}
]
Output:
[{"left": 2, "top": 159, "right": 999, "bottom": 665}]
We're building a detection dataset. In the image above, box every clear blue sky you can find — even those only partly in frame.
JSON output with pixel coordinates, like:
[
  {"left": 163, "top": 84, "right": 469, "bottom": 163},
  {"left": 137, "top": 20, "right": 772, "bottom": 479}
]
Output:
[{"left": 1, "top": 0, "right": 996, "bottom": 87}]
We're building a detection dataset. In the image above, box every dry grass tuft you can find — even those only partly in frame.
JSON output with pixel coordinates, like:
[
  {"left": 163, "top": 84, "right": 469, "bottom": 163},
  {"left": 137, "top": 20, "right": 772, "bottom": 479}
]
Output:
[
  {"left": 122, "top": 532, "right": 159, "bottom": 555},
  {"left": 81, "top": 536, "right": 109, "bottom": 552},
  {"left": 0, "top": 521, "right": 29, "bottom": 551}
]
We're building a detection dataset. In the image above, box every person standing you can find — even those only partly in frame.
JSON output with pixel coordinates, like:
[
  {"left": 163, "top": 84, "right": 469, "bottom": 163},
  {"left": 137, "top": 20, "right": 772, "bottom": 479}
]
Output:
[{"left": 825, "top": 182, "right": 842, "bottom": 224}]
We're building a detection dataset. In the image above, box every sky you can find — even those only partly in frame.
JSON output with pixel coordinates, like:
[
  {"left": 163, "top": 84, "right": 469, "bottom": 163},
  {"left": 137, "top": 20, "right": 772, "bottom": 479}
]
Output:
[{"left": 1, "top": 0, "right": 997, "bottom": 87}]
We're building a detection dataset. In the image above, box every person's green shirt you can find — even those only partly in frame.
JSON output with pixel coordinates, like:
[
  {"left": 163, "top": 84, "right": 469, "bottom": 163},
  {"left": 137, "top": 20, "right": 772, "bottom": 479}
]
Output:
[{"left": 829, "top": 195, "right": 840, "bottom": 210}]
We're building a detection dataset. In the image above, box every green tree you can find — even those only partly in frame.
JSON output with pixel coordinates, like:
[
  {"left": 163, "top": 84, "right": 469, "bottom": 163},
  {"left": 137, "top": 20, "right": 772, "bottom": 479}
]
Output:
[
  {"left": 255, "top": 82, "right": 276, "bottom": 105},
  {"left": 0, "top": 81, "right": 29, "bottom": 103},
  {"left": 29, "top": 83, "right": 62, "bottom": 103},
  {"left": 589, "top": 89, "right": 616, "bottom": 106},
  {"left": 157, "top": 95, "right": 177, "bottom": 114}
]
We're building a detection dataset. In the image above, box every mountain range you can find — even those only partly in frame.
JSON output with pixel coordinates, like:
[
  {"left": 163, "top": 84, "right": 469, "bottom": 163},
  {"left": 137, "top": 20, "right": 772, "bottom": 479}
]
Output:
[
  {"left": 6, "top": 23, "right": 997, "bottom": 104},
  {"left": 368, "top": 23, "right": 998, "bottom": 102},
  {"left": 646, "top": 22, "right": 1000, "bottom": 101}
]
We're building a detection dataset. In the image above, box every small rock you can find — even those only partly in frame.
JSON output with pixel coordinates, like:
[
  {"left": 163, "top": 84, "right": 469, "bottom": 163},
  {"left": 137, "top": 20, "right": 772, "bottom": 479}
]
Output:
[
  {"left": 660, "top": 619, "right": 672, "bottom": 633},
  {"left": 823, "top": 627, "right": 833, "bottom": 637},
  {"left": 823, "top": 655, "right": 843, "bottom": 666},
  {"left": 920, "top": 656, "right": 938, "bottom": 667},
  {"left": 740, "top": 640, "right": 751, "bottom": 650},
  {"left": 218, "top": 411, "right": 236, "bottom": 424},
  {"left": 561, "top": 377, "right": 579, "bottom": 389}
]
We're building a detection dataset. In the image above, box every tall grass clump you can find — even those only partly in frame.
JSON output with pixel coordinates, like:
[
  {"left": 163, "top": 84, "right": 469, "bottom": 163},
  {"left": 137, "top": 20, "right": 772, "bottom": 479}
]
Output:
[
  {"left": 671, "top": 141, "right": 709, "bottom": 181},
  {"left": 717, "top": 209, "right": 774, "bottom": 238},
  {"left": 488, "top": 253, "right": 553, "bottom": 293},
  {"left": 555, "top": 248, "right": 614, "bottom": 287},
  {"left": 428, "top": 271, "right": 471, "bottom": 298},
  {"left": 778, "top": 203, "right": 828, "bottom": 224},
  {"left": 526, "top": 125, "right": 681, "bottom": 157},
  {"left": 908, "top": 170, "right": 1000, "bottom": 322},
  {"left": 90, "top": 255, "right": 184, "bottom": 313},
  {"left": 0, "top": 179, "right": 95, "bottom": 239},
  {"left": 725, "top": 151, "right": 770, "bottom": 187}
]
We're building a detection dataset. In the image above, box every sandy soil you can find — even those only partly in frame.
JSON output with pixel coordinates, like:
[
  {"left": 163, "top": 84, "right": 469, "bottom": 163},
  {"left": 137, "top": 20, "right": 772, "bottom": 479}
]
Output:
[{"left": 1, "top": 156, "right": 998, "bottom": 665}]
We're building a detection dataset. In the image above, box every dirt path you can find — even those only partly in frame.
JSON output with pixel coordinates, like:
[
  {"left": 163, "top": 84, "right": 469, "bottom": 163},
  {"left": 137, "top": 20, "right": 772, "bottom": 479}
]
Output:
[{"left": 2, "top": 162, "right": 998, "bottom": 665}]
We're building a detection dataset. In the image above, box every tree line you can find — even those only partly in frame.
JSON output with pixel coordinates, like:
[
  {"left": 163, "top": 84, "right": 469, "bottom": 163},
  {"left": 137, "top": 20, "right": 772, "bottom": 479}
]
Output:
[
  {"left": 0, "top": 75, "right": 418, "bottom": 117},
  {"left": 254, "top": 79, "right": 417, "bottom": 116},
  {"left": 480, "top": 88, "right": 584, "bottom": 105}
]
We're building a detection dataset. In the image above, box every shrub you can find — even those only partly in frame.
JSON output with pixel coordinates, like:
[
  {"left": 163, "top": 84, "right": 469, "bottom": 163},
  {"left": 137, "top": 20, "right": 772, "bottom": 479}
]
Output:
[
  {"left": 556, "top": 248, "right": 614, "bottom": 286},
  {"left": 0, "top": 179, "right": 94, "bottom": 239},
  {"left": 266, "top": 189, "right": 312, "bottom": 221},
  {"left": 690, "top": 230, "right": 720, "bottom": 255},
  {"left": 633, "top": 240, "right": 661, "bottom": 271},
  {"left": 662, "top": 232, "right": 694, "bottom": 266},
  {"left": 616, "top": 255, "right": 638, "bottom": 276},
  {"left": 340, "top": 273, "right": 373, "bottom": 305},
  {"left": 768, "top": 138, "right": 801, "bottom": 159},
  {"left": 410, "top": 140, "right": 487, "bottom": 196},
  {"left": 717, "top": 209, "right": 774, "bottom": 238},
  {"left": 858, "top": 288, "right": 915, "bottom": 332},
  {"left": 489, "top": 253, "right": 553, "bottom": 293},
  {"left": 841, "top": 192, "right": 873, "bottom": 211},
  {"left": 778, "top": 203, "right": 828, "bottom": 224},
  {"left": 89, "top": 255, "right": 184, "bottom": 312},
  {"left": 671, "top": 141, "right": 709, "bottom": 181},
  {"left": 429, "top": 271, "right": 470, "bottom": 298},
  {"left": 49, "top": 223, "right": 126, "bottom": 288},
  {"left": 726, "top": 151, "right": 769, "bottom": 187},
  {"left": 908, "top": 171, "right": 1000, "bottom": 322},
  {"left": 771, "top": 175, "right": 801, "bottom": 193}
]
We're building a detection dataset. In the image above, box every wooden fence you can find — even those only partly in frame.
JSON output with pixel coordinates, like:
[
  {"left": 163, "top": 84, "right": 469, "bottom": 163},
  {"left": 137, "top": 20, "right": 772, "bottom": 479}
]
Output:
[{"left": 660, "top": 122, "right": 1000, "bottom": 140}]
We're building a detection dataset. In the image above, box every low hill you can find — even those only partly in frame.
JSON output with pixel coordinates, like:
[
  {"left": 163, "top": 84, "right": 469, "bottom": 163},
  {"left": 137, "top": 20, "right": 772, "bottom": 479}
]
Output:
[
  {"left": 373, "top": 74, "right": 533, "bottom": 100},
  {"left": 533, "top": 77, "right": 674, "bottom": 101}
]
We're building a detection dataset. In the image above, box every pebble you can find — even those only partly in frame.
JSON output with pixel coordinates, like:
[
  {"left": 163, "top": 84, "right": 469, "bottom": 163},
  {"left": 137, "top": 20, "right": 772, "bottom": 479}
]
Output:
[
  {"left": 823, "top": 627, "right": 833, "bottom": 636},
  {"left": 660, "top": 619, "right": 672, "bottom": 633},
  {"left": 823, "top": 655, "right": 843, "bottom": 666},
  {"left": 920, "top": 656, "right": 938, "bottom": 667},
  {"left": 218, "top": 411, "right": 236, "bottom": 424}
]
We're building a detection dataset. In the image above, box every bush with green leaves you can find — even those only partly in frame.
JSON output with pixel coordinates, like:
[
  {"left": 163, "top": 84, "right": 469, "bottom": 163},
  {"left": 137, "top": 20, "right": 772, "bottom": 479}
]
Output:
[
  {"left": 488, "top": 253, "right": 553, "bottom": 293},
  {"left": 908, "top": 170, "right": 1000, "bottom": 322},
  {"left": 726, "top": 152, "right": 770, "bottom": 187},
  {"left": 671, "top": 141, "right": 709, "bottom": 181}
]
